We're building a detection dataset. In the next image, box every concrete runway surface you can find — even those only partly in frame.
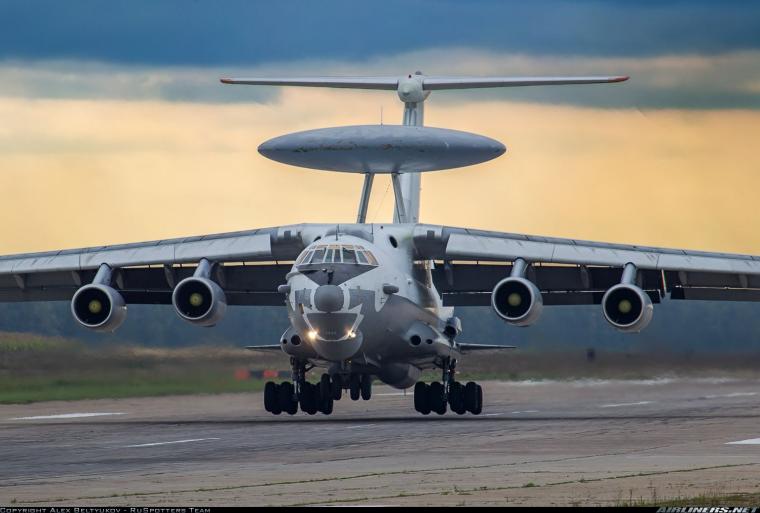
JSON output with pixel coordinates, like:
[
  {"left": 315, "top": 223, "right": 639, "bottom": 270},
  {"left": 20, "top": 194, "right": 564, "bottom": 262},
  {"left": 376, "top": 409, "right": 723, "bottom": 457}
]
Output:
[{"left": 1, "top": 377, "right": 760, "bottom": 506}]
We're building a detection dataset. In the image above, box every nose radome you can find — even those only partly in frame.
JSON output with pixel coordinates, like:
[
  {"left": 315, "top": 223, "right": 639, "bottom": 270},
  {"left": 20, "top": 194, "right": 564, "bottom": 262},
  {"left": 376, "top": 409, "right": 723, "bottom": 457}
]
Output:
[{"left": 313, "top": 285, "right": 344, "bottom": 313}]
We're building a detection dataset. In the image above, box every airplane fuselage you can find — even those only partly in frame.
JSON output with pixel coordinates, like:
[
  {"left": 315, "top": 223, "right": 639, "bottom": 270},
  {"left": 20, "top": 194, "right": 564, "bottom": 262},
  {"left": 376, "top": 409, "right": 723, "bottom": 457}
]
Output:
[{"left": 281, "top": 226, "right": 455, "bottom": 388}]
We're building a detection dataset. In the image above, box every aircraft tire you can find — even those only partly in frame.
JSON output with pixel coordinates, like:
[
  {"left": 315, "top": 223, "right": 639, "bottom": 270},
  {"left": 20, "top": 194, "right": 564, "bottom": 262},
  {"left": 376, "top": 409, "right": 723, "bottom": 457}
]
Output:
[
  {"left": 264, "top": 381, "right": 280, "bottom": 414},
  {"left": 319, "top": 394, "right": 334, "bottom": 415},
  {"left": 464, "top": 381, "right": 479, "bottom": 414},
  {"left": 449, "top": 381, "right": 466, "bottom": 415},
  {"left": 472, "top": 383, "right": 483, "bottom": 415},
  {"left": 319, "top": 374, "right": 331, "bottom": 402},
  {"left": 331, "top": 375, "right": 342, "bottom": 401},
  {"left": 429, "top": 382, "right": 447, "bottom": 415},
  {"left": 349, "top": 374, "right": 361, "bottom": 401},
  {"left": 360, "top": 375, "right": 372, "bottom": 401},
  {"left": 300, "top": 382, "right": 318, "bottom": 415},
  {"left": 414, "top": 382, "right": 431, "bottom": 414},
  {"left": 279, "top": 381, "right": 298, "bottom": 415}
]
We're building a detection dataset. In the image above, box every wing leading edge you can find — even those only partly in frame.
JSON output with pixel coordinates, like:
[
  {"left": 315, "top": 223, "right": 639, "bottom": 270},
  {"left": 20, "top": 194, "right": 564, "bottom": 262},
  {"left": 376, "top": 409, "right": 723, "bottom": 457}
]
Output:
[{"left": 411, "top": 224, "right": 760, "bottom": 306}]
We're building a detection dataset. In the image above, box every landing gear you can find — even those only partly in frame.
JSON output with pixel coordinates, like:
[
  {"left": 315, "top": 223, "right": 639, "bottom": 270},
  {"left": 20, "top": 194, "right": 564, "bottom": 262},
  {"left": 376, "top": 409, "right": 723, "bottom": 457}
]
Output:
[
  {"left": 412, "top": 358, "right": 483, "bottom": 415},
  {"left": 262, "top": 360, "right": 344, "bottom": 416},
  {"left": 262, "top": 360, "right": 377, "bottom": 415},
  {"left": 349, "top": 374, "right": 361, "bottom": 401},
  {"left": 360, "top": 375, "right": 372, "bottom": 401}
]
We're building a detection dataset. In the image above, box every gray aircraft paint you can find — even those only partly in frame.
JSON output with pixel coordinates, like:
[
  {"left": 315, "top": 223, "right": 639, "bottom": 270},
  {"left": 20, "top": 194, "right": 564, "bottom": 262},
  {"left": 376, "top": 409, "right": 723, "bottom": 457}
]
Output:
[{"left": 258, "top": 125, "right": 506, "bottom": 174}]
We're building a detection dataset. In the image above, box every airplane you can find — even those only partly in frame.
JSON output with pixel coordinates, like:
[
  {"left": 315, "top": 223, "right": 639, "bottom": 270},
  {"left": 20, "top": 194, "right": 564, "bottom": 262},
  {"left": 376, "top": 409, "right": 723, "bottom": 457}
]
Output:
[{"left": 2, "top": 71, "right": 759, "bottom": 416}]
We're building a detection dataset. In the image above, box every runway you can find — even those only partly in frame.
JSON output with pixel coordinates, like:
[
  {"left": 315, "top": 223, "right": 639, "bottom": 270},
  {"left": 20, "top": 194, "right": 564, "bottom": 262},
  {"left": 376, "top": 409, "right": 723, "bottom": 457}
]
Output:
[{"left": 1, "top": 377, "right": 760, "bottom": 506}]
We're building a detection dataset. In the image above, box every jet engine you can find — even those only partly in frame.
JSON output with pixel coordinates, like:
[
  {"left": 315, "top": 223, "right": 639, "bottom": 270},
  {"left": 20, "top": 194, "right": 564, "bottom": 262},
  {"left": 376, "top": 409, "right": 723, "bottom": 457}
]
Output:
[
  {"left": 71, "top": 265, "right": 127, "bottom": 332},
  {"left": 172, "top": 259, "right": 227, "bottom": 326},
  {"left": 491, "top": 259, "right": 543, "bottom": 326},
  {"left": 601, "top": 263, "right": 653, "bottom": 332}
]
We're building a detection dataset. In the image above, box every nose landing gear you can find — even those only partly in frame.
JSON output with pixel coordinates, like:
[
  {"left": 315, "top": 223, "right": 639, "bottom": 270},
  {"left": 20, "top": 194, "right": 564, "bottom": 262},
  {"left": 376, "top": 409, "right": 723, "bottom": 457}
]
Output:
[
  {"left": 413, "top": 358, "right": 482, "bottom": 415},
  {"left": 262, "top": 359, "right": 374, "bottom": 416}
]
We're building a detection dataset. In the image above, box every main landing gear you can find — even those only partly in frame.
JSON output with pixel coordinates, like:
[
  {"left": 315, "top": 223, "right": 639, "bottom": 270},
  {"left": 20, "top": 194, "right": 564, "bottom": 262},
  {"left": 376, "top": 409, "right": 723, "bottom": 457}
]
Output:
[
  {"left": 413, "top": 358, "right": 482, "bottom": 415},
  {"left": 263, "top": 358, "right": 373, "bottom": 416}
]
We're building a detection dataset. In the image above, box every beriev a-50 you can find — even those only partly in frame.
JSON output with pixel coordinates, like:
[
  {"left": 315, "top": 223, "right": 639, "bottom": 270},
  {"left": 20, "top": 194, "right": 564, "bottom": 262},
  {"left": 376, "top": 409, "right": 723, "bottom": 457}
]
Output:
[{"left": 3, "top": 72, "right": 759, "bottom": 416}]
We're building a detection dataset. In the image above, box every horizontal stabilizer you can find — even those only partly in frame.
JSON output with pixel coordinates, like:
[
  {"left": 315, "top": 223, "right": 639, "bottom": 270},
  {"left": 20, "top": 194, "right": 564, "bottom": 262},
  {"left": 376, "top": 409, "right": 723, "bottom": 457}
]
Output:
[
  {"left": 422, "top": 75, "right": 628, "bottom": 90},
  {"left": 221, "top": 75, "right": 628, "bottom": 91},
  {"left": 245, "top": 344, "right": 284, "bottom": 352},
  {"left": 456, "top": 342, "right": 517, "bottom": 353},
  {"left": 221, "top": 77, "right": 398, "bottom": 90}
]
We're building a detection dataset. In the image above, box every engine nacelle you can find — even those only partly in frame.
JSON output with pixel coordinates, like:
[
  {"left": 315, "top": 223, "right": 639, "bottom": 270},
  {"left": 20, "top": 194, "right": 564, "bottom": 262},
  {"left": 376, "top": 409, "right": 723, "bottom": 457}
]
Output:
[
  {"left": 172, "top": 277, "right": 227, "bottom": 326},
  {"left": 71, "top": 284, "right": 127, "bottom": 332},
  {"left": 491, "top": 276, "right": 543, "bottom": 326},
  {"left": 601, "top": 283, "right": 653, "bottom": 332}
]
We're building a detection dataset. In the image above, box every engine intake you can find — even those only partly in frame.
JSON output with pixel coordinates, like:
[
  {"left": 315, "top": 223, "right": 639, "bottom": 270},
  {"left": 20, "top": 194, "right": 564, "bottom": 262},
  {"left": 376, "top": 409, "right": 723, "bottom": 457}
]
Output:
[
  {"left": 172, "top": 276, "right": 227, "bottom": 326},
  {"left": 71, "top": 284, "right": 126, "bottom": 332},
  {"left": 602, "top": 283, "right": 653, "bottom": 332},
  {"left": 601, "top": 264, "right": 653, "bottom": 332},
  {"left": 491, "top": 276, "right": 543, "bottom": 326}
]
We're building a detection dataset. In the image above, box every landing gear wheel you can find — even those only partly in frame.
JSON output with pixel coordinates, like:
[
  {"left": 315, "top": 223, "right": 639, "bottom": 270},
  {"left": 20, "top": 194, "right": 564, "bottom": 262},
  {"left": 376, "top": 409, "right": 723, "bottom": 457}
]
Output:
[
  {"left": 448, "top": 381, "right": 466, "bottom": 415},
  {"left": 319, "top": 393, "right": 334, "bottom": 415},
  {"left": 473, "top": 383, "right": 483, "bottom": 415},
  {"left": 429, "top": 382, "right": 447, "bottom": 415},
  {"left": 278, "top": 381, "right": 298, "bottom": 415},
  {"left": 319, "top": 374, "right": 331, "bottom": 402},
  {"left": 464, "top": 381, "right": 482, "bottom": 415},
  {"left": 414, "top": 382, "right": 430, "bottom": 415},
  {"left": 299, "top": 382, "right": 318, "bottom": 415},
  {"left": 349, "top": 374, "right": 361, "bottom": 401},
  {"left": 331, "top": 374, "right": 343, "bottom": 401},
  {"left": 264, "top": 381, "right": 281, "bottom": 414},
  {"left": 360, "top": 375, "right": 372, "bottom": 401}
]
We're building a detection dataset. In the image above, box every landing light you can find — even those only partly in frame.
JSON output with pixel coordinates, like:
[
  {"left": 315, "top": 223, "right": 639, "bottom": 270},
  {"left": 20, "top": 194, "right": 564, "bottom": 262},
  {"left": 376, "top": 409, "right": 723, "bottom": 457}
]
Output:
[
  {"left": 307, "top": 330, "right": 318, "bottom": 341},
  {"left": 347, "top": 330, "right": 357, "bottom": 339}
]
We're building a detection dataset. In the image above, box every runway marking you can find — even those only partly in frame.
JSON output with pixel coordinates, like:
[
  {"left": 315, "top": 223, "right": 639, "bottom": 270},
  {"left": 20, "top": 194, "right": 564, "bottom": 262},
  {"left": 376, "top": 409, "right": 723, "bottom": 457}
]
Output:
[
  {"left": 704, "top": 392, "right": 757, "bottom": 399},
  {"left": 10, "top": 412, "right": 126, "bottom": 420},
  {"left": 345, "top": 424, "right": 377, "bottom": 429},
  {"left": 124, "top": 437, "right": 220, "bottom": 448},
  {"left": 375, "top": 392, "right": 406, "bottom": 396},
  {"left": 510, "top": 410, "right": 540, "bottom": 414},
  {"left": 726, "top": 438, "right": 760, "bottom": 445},
  {"left": 484, "top": 413, "right": 504, "bottom": 417},
  {"left": 599, "top": 401, "right": 653, "bottom": 408}
]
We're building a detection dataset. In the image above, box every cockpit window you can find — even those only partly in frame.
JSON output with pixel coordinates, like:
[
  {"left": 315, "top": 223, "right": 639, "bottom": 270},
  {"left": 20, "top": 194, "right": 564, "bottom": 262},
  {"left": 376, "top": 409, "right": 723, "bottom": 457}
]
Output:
[
  {"left": 298, "top": 244, "right": 377, "bottom": 267},
  {"left": 342, "top": 247, "right": 357, "bottom": 264}
]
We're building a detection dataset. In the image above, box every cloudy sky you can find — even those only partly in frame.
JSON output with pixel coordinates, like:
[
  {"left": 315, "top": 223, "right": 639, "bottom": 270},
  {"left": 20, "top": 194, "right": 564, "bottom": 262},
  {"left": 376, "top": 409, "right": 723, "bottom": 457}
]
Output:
[{"left": 0, "top": 0, "right": 759, "bottom": 255}]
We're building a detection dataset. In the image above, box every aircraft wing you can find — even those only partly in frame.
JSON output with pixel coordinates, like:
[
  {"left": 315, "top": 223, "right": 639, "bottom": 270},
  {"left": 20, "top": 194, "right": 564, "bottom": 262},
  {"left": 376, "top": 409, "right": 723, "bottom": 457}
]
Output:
[
  {"left": 411, "top": 224, "right": 760, "bottom": 306},
  {"left": 0, "top": 224, "right": 324, "bottom": 305}
]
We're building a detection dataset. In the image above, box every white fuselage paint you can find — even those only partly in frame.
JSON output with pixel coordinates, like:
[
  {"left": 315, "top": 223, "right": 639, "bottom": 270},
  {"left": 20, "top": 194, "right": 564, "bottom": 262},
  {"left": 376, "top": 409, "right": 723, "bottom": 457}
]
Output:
[{"left": 282, "top": 225, "right": 454, "bottom": 387}]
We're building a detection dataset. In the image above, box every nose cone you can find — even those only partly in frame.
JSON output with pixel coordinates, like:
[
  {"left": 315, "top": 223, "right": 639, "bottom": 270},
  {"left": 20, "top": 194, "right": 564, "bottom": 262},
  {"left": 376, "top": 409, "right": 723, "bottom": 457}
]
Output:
[{"left": 313, "top": 285, "right": 344, "bottom": 313}]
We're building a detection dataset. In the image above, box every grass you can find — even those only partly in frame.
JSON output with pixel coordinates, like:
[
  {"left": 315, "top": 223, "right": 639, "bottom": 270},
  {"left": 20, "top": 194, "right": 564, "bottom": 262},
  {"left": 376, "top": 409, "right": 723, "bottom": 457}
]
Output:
[
  {"left": 0, "top": 370, "right": 266, "bottom": 404},
  {"left": 0, "top": 332, "right": 285, "bottom": 404},
  {"left": 2, "top": 330, "right": 760, "bottom": 404}
]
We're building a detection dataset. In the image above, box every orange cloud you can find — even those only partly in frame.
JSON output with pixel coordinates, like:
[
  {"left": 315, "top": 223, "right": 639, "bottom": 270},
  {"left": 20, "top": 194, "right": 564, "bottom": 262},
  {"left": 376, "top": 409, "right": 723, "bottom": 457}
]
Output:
[{"left": 0, "top": 89, "right": 758, "bottom": 256}]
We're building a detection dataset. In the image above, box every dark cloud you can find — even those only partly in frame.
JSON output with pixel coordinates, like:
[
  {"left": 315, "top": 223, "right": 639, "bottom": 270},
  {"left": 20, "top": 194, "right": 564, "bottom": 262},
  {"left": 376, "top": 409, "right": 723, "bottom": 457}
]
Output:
[{"left": 0, "top": 0, "right": 759, "bottom": 66}]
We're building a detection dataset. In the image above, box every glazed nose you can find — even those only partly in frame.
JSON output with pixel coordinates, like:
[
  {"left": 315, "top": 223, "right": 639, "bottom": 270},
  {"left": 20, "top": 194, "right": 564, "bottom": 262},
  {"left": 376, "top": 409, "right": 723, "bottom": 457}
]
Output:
[{"left": 313, "top": 285, "right": 344, "bottom": 313}]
